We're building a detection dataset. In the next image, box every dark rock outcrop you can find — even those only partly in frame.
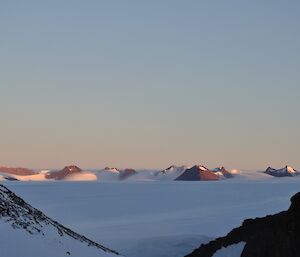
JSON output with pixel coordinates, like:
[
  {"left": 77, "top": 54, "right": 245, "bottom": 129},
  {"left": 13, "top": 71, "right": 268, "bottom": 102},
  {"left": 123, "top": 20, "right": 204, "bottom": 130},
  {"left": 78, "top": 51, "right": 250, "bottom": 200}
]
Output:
[
  {"left": 3, "top": 176, "right": 19, "bottom": 181},
  {"left": 185, "top": 192, "right": 300, "bottom": 257},
  {"left": 175, "top": 166, "right": 219, "bottom": 181},
  {"left": 45, "top": 165, "right": 82, "bottom": 180}
]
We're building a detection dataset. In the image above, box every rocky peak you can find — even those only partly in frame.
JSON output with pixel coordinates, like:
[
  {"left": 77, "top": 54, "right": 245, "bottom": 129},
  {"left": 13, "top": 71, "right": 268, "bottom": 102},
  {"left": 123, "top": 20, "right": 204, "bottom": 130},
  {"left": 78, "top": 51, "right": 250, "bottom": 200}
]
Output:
[{"left": 45, "top": 165, "right": 82, "bottom": 180}]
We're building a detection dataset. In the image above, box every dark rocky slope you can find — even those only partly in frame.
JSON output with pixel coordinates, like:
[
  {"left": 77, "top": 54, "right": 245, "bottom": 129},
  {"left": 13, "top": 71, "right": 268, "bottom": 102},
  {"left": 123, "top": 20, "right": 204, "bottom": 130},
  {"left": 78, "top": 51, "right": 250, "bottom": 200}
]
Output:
[
  {"left": 0, "top": 184, "right": 119, "bottom": 256},
  {"left": 185, "top": 192, "right": 300, "bottom": 257}
]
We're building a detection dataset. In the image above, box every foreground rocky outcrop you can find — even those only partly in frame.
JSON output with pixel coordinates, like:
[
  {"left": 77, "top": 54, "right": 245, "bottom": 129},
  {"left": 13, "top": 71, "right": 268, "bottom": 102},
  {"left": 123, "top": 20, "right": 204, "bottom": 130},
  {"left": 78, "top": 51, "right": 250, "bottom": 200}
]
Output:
[
  {"left": 0, "top": 184, "right": 120, "bottom": 256},
  {"left": 185, "top": 192, "right": 300, "bottom": 257}
]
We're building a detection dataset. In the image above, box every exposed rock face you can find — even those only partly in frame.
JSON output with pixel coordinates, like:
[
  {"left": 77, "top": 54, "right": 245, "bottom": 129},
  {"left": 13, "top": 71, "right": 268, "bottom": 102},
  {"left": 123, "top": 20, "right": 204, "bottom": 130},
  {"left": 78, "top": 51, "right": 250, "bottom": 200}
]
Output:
[
  {"left": 0, "top": 184, "right": 119, "bottom": 255},
  {"left": 185, "top": 192, "right": 300, "bottom": 257},
  {"left": 264, "top": 166, "right": 298, "bottom": 177},
  {"left": 0, "top": 166, "right": 35, "bottom": 176},
  {"left": 175, "top": 166, "right": 219, "bottom": 181},
  {"left": 119, "top": 169, "right": 137, "bottom": 180},
  {"left": 45, "top": 165, "right": 82, "bottom": 180}
]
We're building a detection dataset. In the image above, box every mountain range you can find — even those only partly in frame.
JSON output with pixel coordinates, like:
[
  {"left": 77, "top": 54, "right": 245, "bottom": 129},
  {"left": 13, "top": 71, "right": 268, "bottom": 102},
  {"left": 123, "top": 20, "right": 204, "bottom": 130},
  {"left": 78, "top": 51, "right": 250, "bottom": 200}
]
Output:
[{"left": 0, "top": 165, "right": 298, "bottom": 182}]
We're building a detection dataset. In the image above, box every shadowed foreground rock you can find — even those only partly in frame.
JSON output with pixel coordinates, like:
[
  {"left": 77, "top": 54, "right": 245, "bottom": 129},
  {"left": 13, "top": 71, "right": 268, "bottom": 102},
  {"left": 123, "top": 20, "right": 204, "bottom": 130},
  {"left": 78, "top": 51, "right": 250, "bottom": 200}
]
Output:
[{"left": 185, "top": 192, "right": 300, "bottom": 257}]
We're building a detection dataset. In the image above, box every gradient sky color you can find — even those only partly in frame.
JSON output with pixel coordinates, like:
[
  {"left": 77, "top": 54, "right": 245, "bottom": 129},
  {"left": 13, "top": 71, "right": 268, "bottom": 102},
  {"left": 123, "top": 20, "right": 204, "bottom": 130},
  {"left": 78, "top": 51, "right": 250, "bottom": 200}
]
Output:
[{"left": 1, "top": 1, "right": 300, "bottom": 170}]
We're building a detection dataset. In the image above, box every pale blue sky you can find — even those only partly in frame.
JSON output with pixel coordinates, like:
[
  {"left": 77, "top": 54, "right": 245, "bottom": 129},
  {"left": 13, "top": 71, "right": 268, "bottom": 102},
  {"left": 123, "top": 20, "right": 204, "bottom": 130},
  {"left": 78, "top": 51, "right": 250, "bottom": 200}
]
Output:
[{"left": 1, "top": 1, "right": 299, "bottom": 169}]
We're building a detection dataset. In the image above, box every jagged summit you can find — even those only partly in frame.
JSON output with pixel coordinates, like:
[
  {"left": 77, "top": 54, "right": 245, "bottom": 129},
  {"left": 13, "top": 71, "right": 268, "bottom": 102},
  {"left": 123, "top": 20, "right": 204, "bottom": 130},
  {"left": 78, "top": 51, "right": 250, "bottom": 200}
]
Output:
[
  {"left": 0, "top": 184, "right": 120, "bottom": 257},
  {"left": 265, "top": 166, "right": 298, "bottom": 177}
]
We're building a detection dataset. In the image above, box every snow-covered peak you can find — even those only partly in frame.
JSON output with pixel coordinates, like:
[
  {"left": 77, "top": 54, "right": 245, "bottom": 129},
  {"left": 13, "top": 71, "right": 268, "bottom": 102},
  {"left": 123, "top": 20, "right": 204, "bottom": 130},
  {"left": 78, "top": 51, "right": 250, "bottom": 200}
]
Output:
[{"left": 286, "top": 166, "right": 297, "bottom": 173}]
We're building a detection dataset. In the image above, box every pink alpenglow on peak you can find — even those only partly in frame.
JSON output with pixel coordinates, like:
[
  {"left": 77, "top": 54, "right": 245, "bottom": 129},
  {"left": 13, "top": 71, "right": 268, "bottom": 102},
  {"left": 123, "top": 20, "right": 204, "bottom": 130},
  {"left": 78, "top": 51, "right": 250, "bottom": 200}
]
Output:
[
  {"left": 175, "top": 165, "right": 220, "bottom": 181},
  {"left": 45, "top": 165, "right": 82, "bottom": 180}
]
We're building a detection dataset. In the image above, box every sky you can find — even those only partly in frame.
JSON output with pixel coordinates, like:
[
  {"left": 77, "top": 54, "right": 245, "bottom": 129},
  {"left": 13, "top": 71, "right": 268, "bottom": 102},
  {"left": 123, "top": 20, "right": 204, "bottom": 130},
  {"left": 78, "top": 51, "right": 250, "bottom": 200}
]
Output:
[{"left": 1, "top": 1, "right": 300, "bottom": 170}]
